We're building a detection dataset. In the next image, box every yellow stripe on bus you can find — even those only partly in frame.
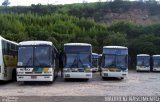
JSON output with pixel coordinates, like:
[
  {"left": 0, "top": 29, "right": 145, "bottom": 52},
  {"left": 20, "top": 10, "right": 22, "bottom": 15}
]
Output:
[{"left": 43, "top": 68, "right": 49, "bottom": 72}]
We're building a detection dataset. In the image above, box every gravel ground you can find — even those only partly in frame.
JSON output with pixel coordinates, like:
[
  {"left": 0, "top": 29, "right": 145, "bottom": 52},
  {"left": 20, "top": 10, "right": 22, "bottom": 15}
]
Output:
[{"left": 0, "top": 70, "right": 160, "bottom": 96}]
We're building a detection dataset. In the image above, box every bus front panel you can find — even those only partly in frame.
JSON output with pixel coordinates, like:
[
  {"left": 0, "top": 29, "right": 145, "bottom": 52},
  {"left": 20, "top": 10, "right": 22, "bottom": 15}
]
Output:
[
  {"left": 17, "top": 45, "right": 56, "bottom": 82},
  {"left": 101, "top": 48, "right": 128, "bottom": 78},
  {"left": 136, "top": 56, "right": 150, "bottom": 71},
  {"left": 17, "top": 67, "right": 54, "bottom": 81},
  {"left": 153, "top": 57, "right": 160, "bottom": 71},
  {"left": 63, "top": 46, "right": 92, "bottom": 79}
]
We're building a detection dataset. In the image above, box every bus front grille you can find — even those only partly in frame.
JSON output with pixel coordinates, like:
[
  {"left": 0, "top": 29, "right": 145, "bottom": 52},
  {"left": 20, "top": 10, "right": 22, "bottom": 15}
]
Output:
[
  {"left": 71, "top": 68, "right": 84, "bottom": 72},
  {"left": 25, "top": 72, "right": 42, "bottom": 74}
]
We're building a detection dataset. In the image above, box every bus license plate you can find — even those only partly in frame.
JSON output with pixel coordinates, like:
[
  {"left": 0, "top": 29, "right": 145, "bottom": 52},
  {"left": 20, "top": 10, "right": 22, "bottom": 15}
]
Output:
[{"left": 31, "top": 76, "right": 37, "bottom": 79}]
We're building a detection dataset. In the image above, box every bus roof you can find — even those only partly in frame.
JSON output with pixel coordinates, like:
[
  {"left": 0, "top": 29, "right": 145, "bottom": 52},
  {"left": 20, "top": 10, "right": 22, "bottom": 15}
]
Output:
[
  {"left": 19, "top": 41, "right": 52, "bottom": 46},
  {"left": 64, "top": 43, "right": 91, "bottom": 46},
  {"left": 137, "top": 54, "right": 150, "bottom": 57},
  {"left": 152, "top": 55, "right": 160, "bottom": 57},
  {"left": 103, "top": 46, "right": 128, "bottom": 49},
  {"left": 0, "top": 36, "right": 18, "bottom": 45}
]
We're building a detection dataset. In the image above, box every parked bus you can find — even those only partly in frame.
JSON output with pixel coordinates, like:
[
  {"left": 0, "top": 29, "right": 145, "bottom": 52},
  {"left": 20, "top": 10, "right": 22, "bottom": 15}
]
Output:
[
  {"left": 17, "top": 41, "right": 59, "bottom": 83},
  {"left": 136, "top": 54, "right": 150, "bottom": 71},
  {"left": 92, "top": 53, "right": 99, "bottom": 72},
  {"left": 101, "top": 46, "right": 128, "bottom": 79},
  {"left": 152, "top": 55, "right": 160, "bottom": 72},
  {"left": 0, "top": 36, "right": 18, "bottom": 81},
  {"left": 63, "top": 43, "right": 92, "bottom": 80}
]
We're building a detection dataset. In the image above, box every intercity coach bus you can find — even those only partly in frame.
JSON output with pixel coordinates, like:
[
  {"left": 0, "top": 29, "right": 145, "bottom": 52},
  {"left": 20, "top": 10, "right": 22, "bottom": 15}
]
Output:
[
  {"left": 17, "top": 41, "right": 59, "bottom": 83},
  {"left": 0, "top": 36, "right": 18, "bottom": 81},
  {"left": 101, "top": 46, "right": 128, "bottom": 79},
  {"left": 92, "top": 53, "right": 99, "bottom": 72},
  {"left": 63, "top": 43, "right": 92, "bottom": 80},
  {"left": 152, "top": 55, "right": 160, "bottom": 72},
  {"left": 136, "top": 54, "right": 150, "bottom": 71}
]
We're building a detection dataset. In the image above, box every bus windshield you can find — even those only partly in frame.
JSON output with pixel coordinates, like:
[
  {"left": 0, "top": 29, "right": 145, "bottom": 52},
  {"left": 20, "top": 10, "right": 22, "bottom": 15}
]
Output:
[
  {"left": 117, "top": 55, "right": 128, "bottom": 69},
  {"left": 79, "top": 53, "right": 90, "bottom": 68},
  {"left": 18, "top": 46, "right": 51, "bottom": 67},
  {"left": 34, "top": 46, "right": 51, "bottom": 67},
  {"left": 104, "top": 55, "right": 116, "bottom": 68},
  {"left": 92, "top": 58, "right": 98, "bottom": 67},
  {"left": 137, "top": 56, "right": 150, "bottom": 66},
  {"left": 153, "top": 57, "right": 160, "bottom": 66},
  {"left": 65, "top": 54, "right": 77, "bottom": 68},
  {"left": 18, "top": 47, "right": 33, "bottom": 66},
  {"left": 65, "top": 53, "right": 90, "bottom": 68}
]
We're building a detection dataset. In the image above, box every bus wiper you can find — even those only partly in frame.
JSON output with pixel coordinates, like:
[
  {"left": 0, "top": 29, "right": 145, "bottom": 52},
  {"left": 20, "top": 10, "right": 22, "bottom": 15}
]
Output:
[
  {"left": 24, "top": 57, "right": 32, "bottom": 69},
  {"left": 70, "top": 58, "right": 77, "bottom": 68},
  {"left": 78, "top": 58, "right": 86, "bottom": 68}
]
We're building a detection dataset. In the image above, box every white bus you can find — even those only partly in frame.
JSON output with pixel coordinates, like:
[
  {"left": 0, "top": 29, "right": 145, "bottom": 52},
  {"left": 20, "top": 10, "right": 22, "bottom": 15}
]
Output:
[
  {"left": 63, "top": 43, "right": 92, "bottom": 80},
  {"left": 92, "top": 53, "right": 99, "bottom": 72},
  {"left": 101, "top": 46, "right": 128, "bottom": 79},
  {"left": 152, "top": 55, "right": 160, "bottom": 72},
  {"left": 136, "top": 54, "right": 150, "bottom": 71},
  {"left": 0, "top": 36, "right": 18, "bottom": 81},
  {"left": 17, "top": 41, "right": 59, "bottom": 83}
]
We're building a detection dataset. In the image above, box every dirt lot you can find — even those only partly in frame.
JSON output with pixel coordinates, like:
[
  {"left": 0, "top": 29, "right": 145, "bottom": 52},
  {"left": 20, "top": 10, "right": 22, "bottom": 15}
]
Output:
[{"left": 0, "top": 70, "right": 160, "bottom": 96}]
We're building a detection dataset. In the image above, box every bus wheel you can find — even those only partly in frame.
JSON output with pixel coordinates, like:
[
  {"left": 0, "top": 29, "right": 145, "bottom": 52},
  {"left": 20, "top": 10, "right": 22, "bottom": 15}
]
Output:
[
  {"left": 102, "top": 77, "right": 106, "bottom": 80},
  {"left": 12, "top": 69, "right": 16, "bottom": 81},
  {"left": 53, "top": 72, "right": 56, "bottom": 82},
  {"left": 84, "top": 79, "right": 89, "bottom": 81},
  {"left": 120, "top": 77, "right": 124, "bottom": 80},
  {"left": 47, "top": 81, "right": 53, "bottom": 84},
  {"left": 17, "top": 81, "right": 24, "bottom": 85},
  {"left": 64, "top": 78, "right": 69, "bottom": 81}
]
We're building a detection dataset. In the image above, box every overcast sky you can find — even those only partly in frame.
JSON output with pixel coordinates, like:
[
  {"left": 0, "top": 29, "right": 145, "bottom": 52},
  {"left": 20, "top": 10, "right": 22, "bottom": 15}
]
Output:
[{"left": 0, "top": 0, "right": 106, "bottom": 6}]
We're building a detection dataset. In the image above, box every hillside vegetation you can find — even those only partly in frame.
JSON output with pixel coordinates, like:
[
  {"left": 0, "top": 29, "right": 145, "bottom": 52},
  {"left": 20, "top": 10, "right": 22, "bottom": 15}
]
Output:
[{"left": 1, "top": 0, "right": 160, "bottom": 67}]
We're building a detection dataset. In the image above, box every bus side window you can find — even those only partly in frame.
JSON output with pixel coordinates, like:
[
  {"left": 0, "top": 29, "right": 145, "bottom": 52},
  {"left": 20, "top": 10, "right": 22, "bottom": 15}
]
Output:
[
  {"left": 52, "top": 48, "right": 54, "bottom": 65},
  {"left": 7, "top": 42, "right": 10, "bottom": 55},
  {"left": 2, "top": 40, "right": 6, "bottom": 55},
  {"left": 10, "top": 43, "right": 15, "bottom": 56},
  {"left": 2, "top": 40, "right": 9, "bottom": 55}
]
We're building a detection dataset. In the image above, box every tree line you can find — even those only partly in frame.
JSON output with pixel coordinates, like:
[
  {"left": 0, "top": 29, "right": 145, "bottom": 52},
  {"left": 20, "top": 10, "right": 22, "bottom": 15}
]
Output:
[{"left": 0, "top": 13, "right": 160, "bottom": 68}]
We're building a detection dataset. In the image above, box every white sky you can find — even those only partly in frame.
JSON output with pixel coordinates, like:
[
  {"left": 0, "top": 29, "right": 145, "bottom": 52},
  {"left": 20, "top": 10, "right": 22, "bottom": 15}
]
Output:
[{"left": 0, "top": 0, "right": 106, "bottom": 6}]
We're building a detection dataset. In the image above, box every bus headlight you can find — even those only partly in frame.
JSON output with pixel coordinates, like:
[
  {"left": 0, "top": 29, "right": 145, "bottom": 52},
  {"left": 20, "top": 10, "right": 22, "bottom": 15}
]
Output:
[
  {"left": 123, "top": 70, "right": 127, "bottom": 72},
  {"left": 44, "top": 68, "right": 52, "bottom": 74},
  {"left": 17, "top": 72, "right": 24, "bottom": 74},
  {"left": 85, "top": 68, "right": 92, "bottom": 72}
]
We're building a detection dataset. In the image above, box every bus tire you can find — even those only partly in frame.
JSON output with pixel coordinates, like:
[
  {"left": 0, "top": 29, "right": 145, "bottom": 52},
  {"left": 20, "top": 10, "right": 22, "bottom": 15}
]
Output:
[
  {"left": 64, "top": 78, "right": 68, "bottom": 81},
  {"left": 17, "top": 81, "right": 24, "bottom": 85},
  {"left": 102, "top": 77, "right": 106, "bottom": 80},
  {"left": 84, "top": 79, "right": 89, "bottom": 81},
  {"left": 12, "top": 69, "right": 16, "bottom": 81},
  {"left": 53, "top": 71, "right": 56, "bottom": 82}
]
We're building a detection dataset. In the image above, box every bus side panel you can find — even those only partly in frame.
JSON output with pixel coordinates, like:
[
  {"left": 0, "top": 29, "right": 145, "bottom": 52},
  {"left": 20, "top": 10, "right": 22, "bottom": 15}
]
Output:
[
  {"left": 1, "top": 40, "right": 17, "bottom": 81},
  {"left": 0, "top": 40, "right": 3, "bottom": 80}
]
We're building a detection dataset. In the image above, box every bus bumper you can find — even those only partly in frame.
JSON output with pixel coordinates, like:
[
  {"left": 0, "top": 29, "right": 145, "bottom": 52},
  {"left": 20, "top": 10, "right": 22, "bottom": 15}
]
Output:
[
  {"left": 153, "top": 68, "right": 160, "bottom": 71},
  {"left": 101, "top": 71, "right": 128, "bottom": 78},
  {"left": 17, "top": 75, "right": 53, "bottom": 82},
  {"left": 63, "top": 72, "right": 92, "bottom": 79},
  {"left": 136, "top": 67, "right": 150, "bottom": 71}
]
